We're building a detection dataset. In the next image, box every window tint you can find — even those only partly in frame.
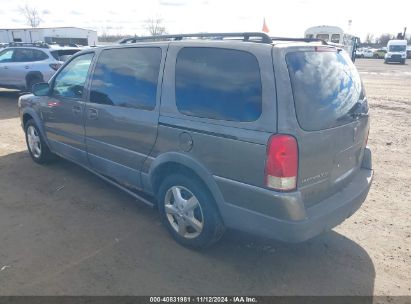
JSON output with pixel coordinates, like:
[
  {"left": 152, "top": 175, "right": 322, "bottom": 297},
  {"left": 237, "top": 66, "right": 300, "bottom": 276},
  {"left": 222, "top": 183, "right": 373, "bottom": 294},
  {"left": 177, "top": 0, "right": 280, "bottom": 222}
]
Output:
[
  {"left": 316, "top": 34, "right": 329, "bottom": 41},
  {"left": 0, "top": 49, "right": 14, "bottom": 63},
  {"left": 14, "top": 49, "right": 48, "bottom": 62},
  {"left": 331, "top": 34, "right": 340, "bottom": 43},
  {"left": 51, "top": 49, "right": 81, "bottom": 62},
  {"left": 89, "top": 47, "right": 161, "bottom": 110},
  {"left": 53, "top": 53, "right": 94, "bottom": 98},
  {"left": 286, "top": 50, "right": 366, "bottom": 131},
  {"left": 175, "top": 48, "right": 262, "bottom": 122}
]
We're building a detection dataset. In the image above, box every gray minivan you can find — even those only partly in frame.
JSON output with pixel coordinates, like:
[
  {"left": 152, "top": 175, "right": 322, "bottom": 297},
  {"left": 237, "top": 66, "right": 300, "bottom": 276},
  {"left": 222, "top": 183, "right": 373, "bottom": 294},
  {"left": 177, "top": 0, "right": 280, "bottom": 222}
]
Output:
[{"left": 18, "top": 33, "right": 373, "bottom": 248}]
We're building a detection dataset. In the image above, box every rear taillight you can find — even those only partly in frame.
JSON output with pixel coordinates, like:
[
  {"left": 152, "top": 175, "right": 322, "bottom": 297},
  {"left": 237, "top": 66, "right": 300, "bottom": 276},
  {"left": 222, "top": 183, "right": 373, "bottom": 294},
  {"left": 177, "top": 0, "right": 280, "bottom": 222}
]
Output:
[
  {"left": 265, "top": 134, "right": 298, "bottom": 191},
  {"left": 49, "top": 63, "right": 62, "bottom": 71}
]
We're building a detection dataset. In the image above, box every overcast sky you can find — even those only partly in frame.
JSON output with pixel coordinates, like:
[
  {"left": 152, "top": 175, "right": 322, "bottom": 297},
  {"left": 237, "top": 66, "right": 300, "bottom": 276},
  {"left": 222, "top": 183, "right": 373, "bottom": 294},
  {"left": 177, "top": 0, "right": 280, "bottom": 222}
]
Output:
[{"left": 0, "top": 0, "right": 410, "bottom": 40}]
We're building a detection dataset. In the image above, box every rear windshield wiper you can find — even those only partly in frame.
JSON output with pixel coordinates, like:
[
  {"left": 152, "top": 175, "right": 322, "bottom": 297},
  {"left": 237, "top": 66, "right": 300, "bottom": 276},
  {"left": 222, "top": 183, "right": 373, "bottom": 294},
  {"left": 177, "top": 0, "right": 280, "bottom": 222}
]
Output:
[{"left": 338, "top": 98, "right": 369, "bottom": 121}]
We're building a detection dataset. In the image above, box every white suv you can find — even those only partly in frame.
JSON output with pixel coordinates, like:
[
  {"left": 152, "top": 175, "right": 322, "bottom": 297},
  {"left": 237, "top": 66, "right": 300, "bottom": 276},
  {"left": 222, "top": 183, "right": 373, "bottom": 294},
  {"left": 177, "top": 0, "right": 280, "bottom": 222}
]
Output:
[{"left": 0, "top": 43, "right": 80, "bottom": 91}]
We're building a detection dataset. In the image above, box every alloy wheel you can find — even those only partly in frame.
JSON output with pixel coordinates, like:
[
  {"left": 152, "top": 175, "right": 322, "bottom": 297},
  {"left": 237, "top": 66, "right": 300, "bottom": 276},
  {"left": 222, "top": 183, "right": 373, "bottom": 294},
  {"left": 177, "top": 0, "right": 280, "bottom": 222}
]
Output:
[
  {"left": 164, "top": 186, "right": 204, "bottom": 239},
  {"left": 27, "top": 125, "right": 41, "bottom": 158}
]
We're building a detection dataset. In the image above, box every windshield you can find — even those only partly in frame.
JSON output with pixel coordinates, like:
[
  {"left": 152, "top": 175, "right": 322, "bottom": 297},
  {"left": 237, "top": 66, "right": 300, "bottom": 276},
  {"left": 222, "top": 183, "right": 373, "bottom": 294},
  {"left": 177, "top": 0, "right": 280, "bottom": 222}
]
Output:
[
  {"left": 389, "top": 45, "right": 406, "bottom": 52},
  {"left": 286, "top": 50, "right": 366, "bottom": 131}
]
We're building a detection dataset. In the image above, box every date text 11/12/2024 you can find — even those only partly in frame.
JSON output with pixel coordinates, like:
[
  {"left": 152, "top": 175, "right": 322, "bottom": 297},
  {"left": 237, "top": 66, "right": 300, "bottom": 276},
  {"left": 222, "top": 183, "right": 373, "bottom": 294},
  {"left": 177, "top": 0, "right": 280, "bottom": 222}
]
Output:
[{"left": 150, "top": 297, "right": 257, "bottom": 303}]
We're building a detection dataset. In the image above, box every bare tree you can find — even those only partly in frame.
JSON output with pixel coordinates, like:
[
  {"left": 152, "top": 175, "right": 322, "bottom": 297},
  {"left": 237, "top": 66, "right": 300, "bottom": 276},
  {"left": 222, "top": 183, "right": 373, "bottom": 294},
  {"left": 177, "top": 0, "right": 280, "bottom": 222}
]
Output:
[
  {"left": 18, "top": 4, "right": 42, "bottom": 28},
  {"left": 144, "top": 18, "right": 167, "bottom": 36},
  {"left": 364, "top": 33, "right": 374, "bottom": 44},
  {"left": 376, "top": 33, "right": 394, "bottom": 46}
]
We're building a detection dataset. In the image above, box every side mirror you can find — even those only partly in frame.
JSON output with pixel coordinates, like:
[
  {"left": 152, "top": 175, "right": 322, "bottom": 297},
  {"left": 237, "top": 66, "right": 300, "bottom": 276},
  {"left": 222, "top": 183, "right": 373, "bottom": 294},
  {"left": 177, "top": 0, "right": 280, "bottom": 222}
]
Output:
[{"left": 32, "top": 82, "right": 50, "bottom": 96}]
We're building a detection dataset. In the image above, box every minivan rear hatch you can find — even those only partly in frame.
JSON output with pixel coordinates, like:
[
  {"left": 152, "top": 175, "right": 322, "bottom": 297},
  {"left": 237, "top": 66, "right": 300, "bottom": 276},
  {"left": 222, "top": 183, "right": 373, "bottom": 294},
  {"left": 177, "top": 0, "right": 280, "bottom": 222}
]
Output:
[{"left": 285, "top": 47, "right": 369, "bottom": 206}]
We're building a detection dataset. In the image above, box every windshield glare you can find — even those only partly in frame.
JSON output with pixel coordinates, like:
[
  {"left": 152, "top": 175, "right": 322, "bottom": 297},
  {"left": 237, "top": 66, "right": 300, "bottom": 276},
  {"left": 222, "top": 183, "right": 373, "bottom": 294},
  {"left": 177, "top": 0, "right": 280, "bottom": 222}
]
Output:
[{"left": 286, "top": 50, "right": 364, "bottom": 131}]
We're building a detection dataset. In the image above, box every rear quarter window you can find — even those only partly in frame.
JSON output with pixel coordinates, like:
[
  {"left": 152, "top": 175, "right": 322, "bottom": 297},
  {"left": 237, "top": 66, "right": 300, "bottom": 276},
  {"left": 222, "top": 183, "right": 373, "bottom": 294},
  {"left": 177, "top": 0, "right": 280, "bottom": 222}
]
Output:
[
  {"left": 175, "top": 47, "right": 262, "bottom": 122},
  {"left": 51, "top": 49, "right": 81, "bottom": 62},
  {"left": 286, "top": 50, "right": 364, "bottom": 131}
]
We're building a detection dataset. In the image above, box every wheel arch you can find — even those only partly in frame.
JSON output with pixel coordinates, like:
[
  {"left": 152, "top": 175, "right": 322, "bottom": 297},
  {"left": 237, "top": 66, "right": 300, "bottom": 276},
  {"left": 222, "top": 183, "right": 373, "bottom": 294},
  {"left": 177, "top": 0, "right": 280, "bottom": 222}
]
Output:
[
  {"left": 21, "top": 108, "right": 50, "bottom": 148},
  {"left": 147, "top": 152, "right": 226, "bottom": 211},
  {"left": 25, "top": 71, "right": 44, "bottom": 90}
]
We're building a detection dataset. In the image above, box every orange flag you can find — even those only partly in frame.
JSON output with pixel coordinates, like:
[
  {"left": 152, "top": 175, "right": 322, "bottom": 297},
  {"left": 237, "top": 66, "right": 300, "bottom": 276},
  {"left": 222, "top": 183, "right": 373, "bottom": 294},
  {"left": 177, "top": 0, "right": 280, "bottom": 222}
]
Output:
[{"left": 262, "top": 18, "right": 269, "bottom": 33}]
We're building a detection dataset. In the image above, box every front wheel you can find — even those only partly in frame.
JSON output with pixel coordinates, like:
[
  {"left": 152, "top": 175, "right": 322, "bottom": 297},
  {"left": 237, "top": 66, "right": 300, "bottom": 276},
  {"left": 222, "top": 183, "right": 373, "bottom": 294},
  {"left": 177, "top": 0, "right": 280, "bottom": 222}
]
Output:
[
  {"left": 25, "top": 119, "right": 54, "bottom": 164},
  {"left": 158, "top": 174, "right": 225, "bottom": 249}
]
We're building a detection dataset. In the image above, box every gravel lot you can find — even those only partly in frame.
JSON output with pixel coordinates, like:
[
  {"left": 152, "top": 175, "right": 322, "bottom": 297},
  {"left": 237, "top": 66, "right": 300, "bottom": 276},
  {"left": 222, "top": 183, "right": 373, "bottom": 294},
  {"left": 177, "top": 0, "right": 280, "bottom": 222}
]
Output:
[{"left": 0, "top": 59, "right": 409, "bottom": 296}]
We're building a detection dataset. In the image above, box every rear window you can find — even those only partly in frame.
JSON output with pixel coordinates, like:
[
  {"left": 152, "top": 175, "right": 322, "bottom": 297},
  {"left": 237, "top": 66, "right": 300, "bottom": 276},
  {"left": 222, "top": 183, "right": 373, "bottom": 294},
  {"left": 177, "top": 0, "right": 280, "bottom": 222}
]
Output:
[
  {"left": 175, "top": 47, "right": 262, "bottom": 122},
  {"left": 286, "top": 50, "right": 364, "bottom": 131},
  {"left": 51, "top": 49, "right": 80, "bottom": 62}
]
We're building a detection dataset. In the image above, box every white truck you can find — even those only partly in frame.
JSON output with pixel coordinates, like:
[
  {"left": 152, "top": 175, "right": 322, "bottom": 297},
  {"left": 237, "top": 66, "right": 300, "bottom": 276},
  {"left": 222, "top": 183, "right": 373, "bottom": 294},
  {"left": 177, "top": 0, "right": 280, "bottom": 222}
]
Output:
[
  {"left": 385, "top": 40, "right": 408, "bottom": 64},
  {"left": 304, "top": 25, "right": 359, "bottom": 61}
]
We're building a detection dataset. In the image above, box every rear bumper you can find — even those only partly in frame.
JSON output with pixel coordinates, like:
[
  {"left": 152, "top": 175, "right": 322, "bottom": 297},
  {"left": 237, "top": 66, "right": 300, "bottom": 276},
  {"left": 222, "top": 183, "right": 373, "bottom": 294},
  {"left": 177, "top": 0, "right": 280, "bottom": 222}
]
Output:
[{"left": 217, "top": 149, "right": 373, "bottom": 242}]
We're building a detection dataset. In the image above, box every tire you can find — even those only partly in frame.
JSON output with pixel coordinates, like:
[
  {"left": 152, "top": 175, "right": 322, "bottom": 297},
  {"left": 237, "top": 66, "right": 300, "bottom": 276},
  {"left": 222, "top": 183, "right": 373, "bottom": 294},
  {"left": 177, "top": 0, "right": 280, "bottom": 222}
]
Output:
[
  {"left": 24, "top": 119, "right": 54, "bottom": 164},
  {"left": 158, "top": 174, "right": 225, "bottom": 249},
  {"left": 26, "top": 75, "right": 43, "bottom": 92}
]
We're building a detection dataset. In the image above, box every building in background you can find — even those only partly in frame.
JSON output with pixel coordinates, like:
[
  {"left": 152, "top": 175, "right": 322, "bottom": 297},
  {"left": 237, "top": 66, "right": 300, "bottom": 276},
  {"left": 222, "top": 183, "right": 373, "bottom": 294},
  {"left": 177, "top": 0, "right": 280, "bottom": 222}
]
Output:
[{"left": 0, "top": 27, "right": 98, "bottom": 46}]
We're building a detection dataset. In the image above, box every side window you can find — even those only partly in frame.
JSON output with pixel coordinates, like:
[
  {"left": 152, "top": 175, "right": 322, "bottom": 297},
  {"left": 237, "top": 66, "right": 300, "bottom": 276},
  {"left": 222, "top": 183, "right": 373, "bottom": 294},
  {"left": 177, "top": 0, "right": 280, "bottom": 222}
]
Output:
[
  {"left": 32, "top": 49, "right": 49, "bottom": 61},
  {"left": 316, "top": 34, "right": 330, "bottom": 41},
  {"left": 53, "top": 53, "right": 94, "bottom": 98},
  {"left": 14, "top": 49, "right": 33, "bottom": 62},
  {"left": 13, "top": 49, "right": 48, "bottom": 62},
  {"left": 175, "top": 48, "right": 262, "bottom": 122},
  {"left": 331, "top": 34, "right": 340, "bottom": 43},
  {"left": 0, "top": 49, "right": 14, "bottom": 63},
  {"left": 89, "top": 47, "right": 162, "bottom": 110}
]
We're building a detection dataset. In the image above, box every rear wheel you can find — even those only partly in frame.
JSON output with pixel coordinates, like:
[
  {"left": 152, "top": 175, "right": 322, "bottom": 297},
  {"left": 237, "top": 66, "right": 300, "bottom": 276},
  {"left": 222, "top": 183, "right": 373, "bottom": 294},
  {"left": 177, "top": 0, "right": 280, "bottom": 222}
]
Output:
[
  {"left": 25, "top": 119, "right": 54, "bottom": 164},
  {"left": 158, "top": 174, "right": 225, "bottom": 249}
]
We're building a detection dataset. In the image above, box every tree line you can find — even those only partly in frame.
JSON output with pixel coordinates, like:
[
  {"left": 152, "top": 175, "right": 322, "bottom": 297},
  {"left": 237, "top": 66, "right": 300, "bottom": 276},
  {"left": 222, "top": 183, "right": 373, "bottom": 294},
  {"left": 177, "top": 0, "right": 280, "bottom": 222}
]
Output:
[
  {"left": 15, "top": 4, "right": 411, "bottom": 45},
  {"left": 364, "top": 33, "right": 411, "bottom": 46}
]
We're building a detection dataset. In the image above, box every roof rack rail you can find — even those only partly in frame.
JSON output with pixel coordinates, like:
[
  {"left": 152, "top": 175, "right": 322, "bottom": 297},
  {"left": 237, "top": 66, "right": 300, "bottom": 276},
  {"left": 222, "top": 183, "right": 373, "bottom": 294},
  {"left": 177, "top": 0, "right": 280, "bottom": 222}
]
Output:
[
  {"left": 7, "top": 41, "right": 50, "bottom": 48},
  {"left": 270, "top": 37, "right": 328, "bottom": 45},
  {"left": 119, "top": 32, "right": 273, "bottom": 44}
]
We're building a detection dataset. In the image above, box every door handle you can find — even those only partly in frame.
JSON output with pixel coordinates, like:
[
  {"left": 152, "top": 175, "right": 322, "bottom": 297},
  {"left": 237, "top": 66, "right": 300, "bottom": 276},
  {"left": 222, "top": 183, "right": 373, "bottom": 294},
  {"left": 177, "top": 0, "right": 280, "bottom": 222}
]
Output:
[
  {"left": 4, "top": 66, "right": 8, "bottom": 69},
  {"left": 24, "top": 66, "right": 30, "bottom": 69},
  {"left": 88, "top": 108, "right": 98, "bottom": 120},
  {"left": 72, "top": 105, "right": 81, "bottom": 115}
]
